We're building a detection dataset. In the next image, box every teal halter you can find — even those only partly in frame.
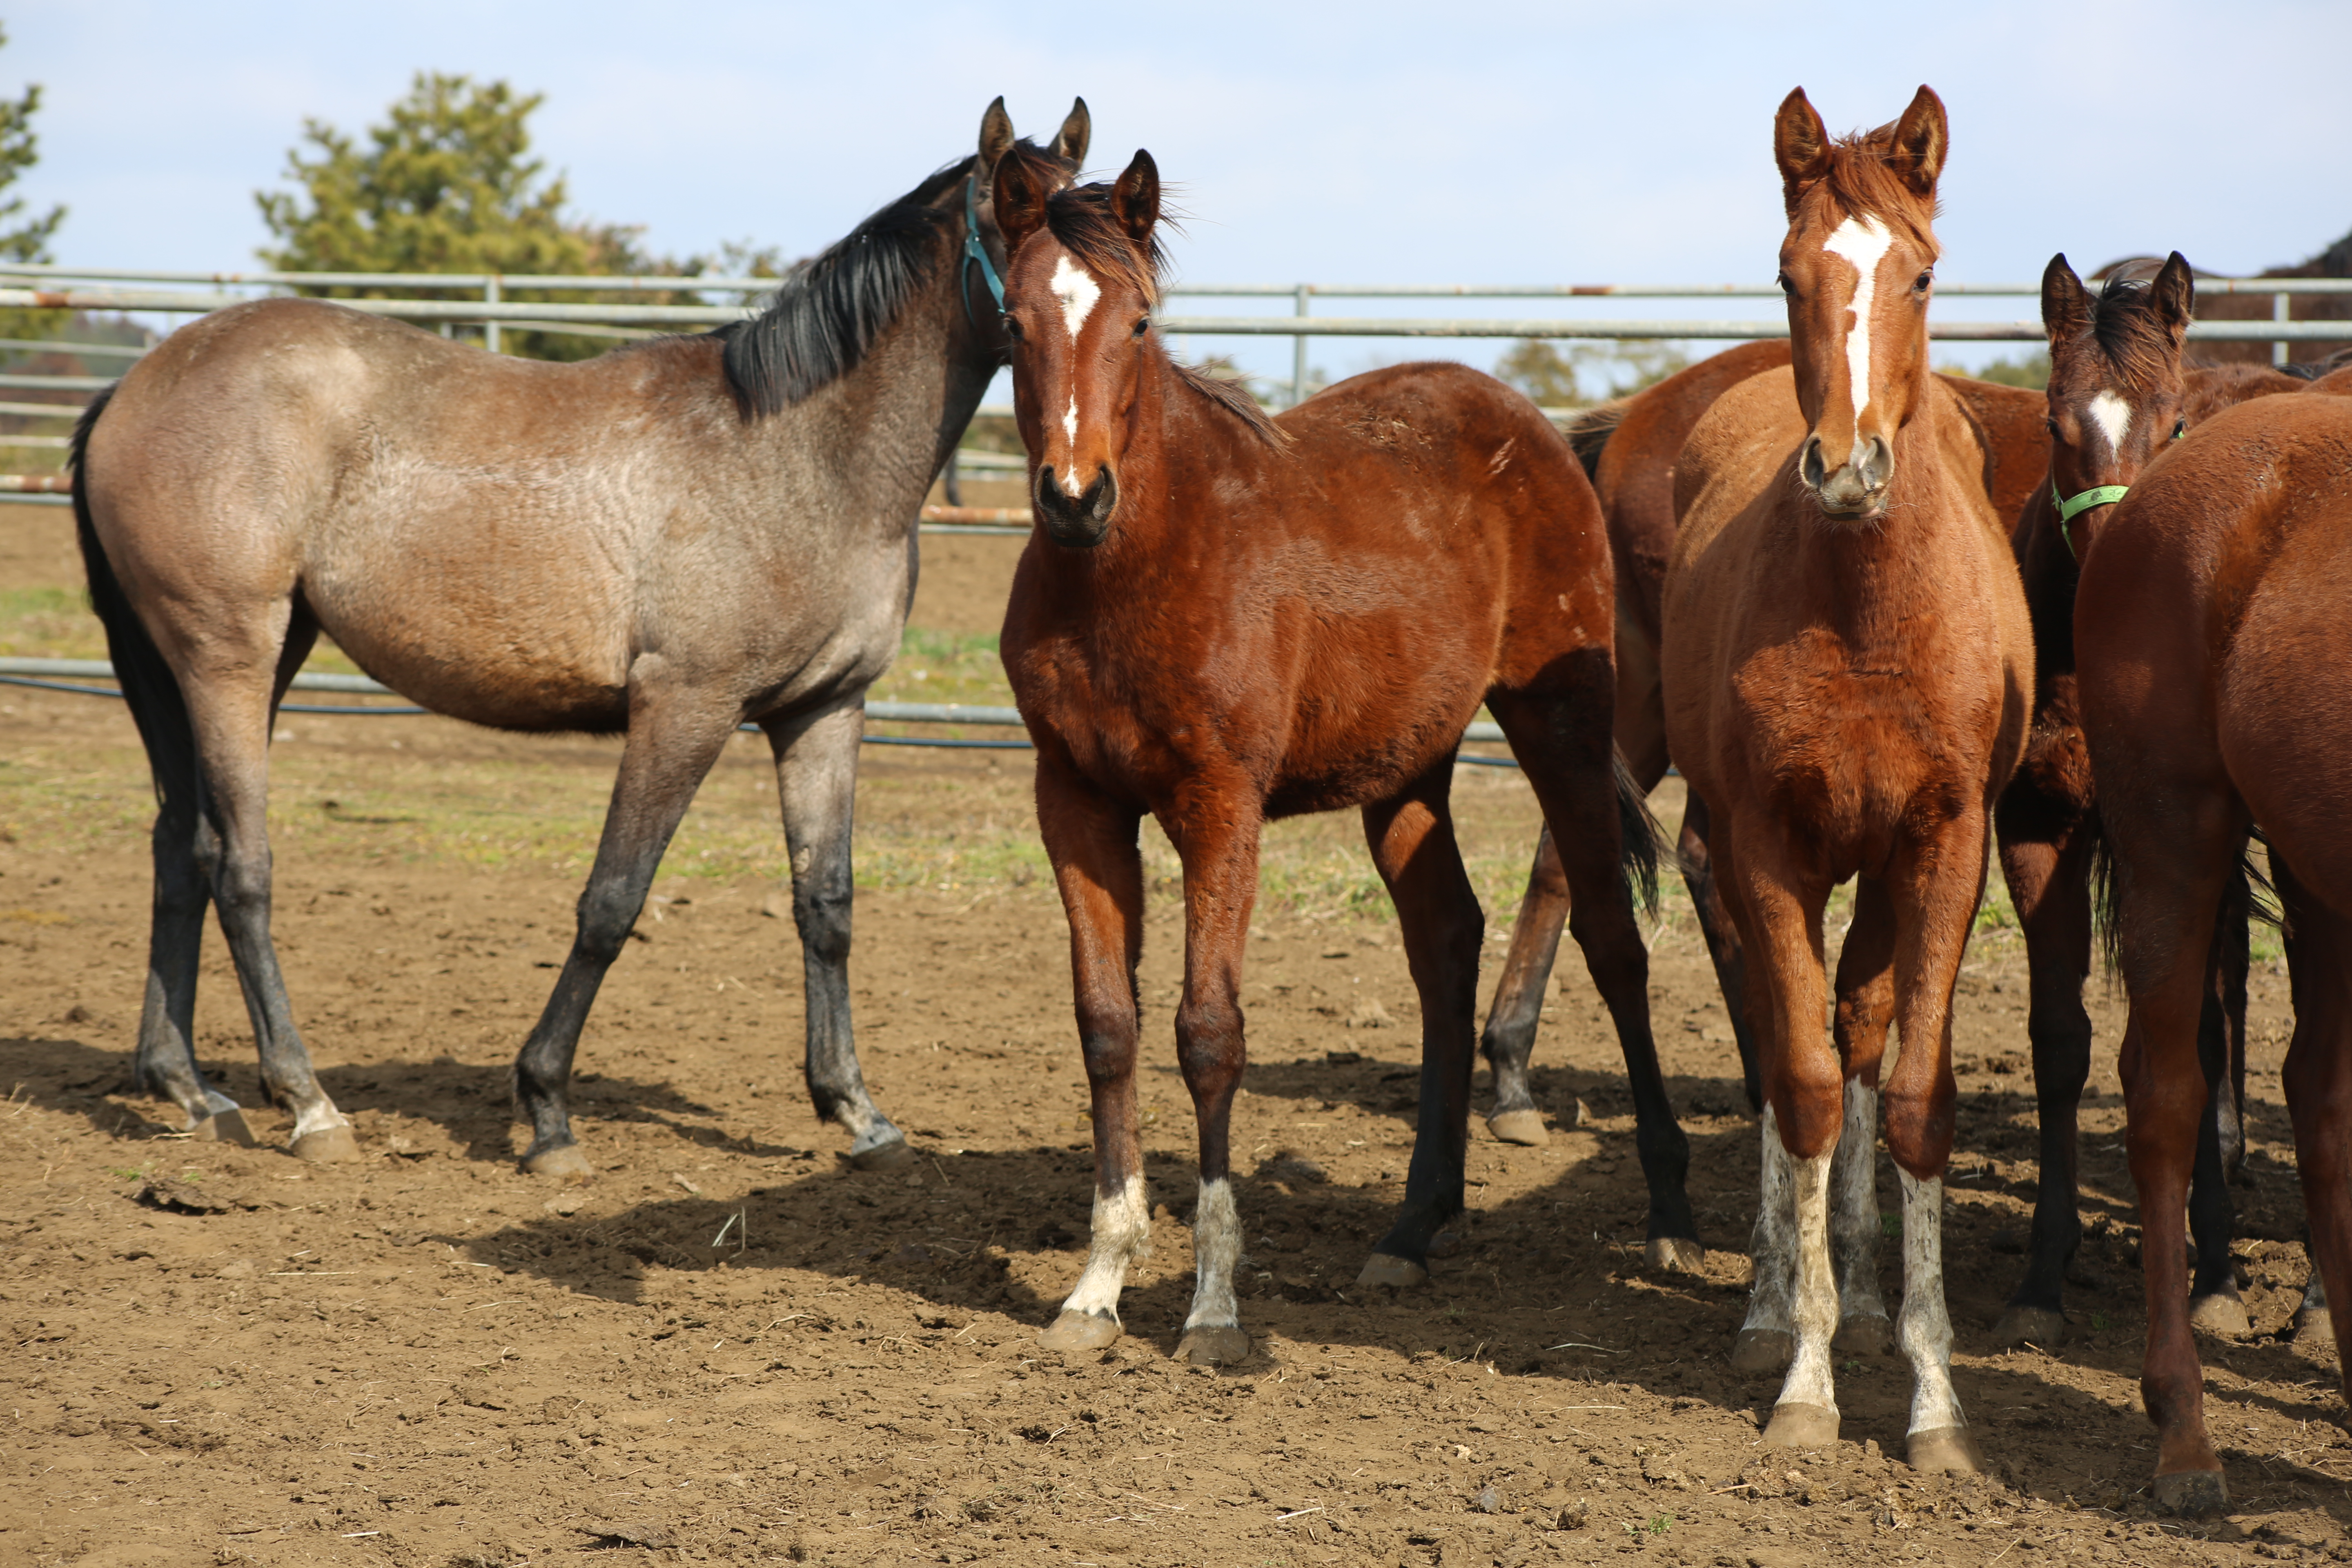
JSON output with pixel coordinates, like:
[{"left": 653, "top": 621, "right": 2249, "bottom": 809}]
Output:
[{"left": 959, "top": 176, "right": 1006, "bottom": 324}]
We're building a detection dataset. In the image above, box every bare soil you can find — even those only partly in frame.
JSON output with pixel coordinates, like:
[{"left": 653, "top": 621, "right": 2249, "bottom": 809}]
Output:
[{"left": 1, "top": 503, "right": 2346, "bottom": 1568}]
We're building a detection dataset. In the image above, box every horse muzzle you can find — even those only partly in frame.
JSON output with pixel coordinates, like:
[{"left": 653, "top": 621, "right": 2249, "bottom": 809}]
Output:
[
  {"left": 1033, "top": 463, "right": 1119, "bottom": 548},
  {"left": 1800, "top": 433, "right": 1893, "bottom": 521}
]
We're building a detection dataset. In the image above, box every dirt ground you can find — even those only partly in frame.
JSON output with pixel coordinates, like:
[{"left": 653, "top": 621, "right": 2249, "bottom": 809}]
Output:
[{"left": 2, "top": 501, "right": 2347, "bottom": 1568}]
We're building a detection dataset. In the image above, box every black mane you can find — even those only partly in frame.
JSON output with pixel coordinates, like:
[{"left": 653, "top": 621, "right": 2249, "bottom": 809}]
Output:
[{"left": 716, "top": 156, "right": 977, "bottom": 418}]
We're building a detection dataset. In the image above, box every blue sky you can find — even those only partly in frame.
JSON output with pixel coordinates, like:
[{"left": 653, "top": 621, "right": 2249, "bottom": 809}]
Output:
[{"left": 11, "top": 0, "right": 2347, "bottom": 383}]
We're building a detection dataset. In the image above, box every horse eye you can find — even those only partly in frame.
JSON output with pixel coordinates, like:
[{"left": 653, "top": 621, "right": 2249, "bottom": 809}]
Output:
[
  {"left": 1132, "top": 316, "right": 1151, "bottom": 338},
  {"left": 1913, "top": 271, "right": 1934, "bottom": 292},
  {"left": 1003, "top": 315, "right": 1025, "bottom": 342},
  {"left": 1775, "top": 271, "right": 1794, "bottom": 294},
  {"left": 2045, "top": 416, "right": 2059, "bottom": 436},
  {"left": 2172, "top": 419, "right": 2186, "bottom": 440}
]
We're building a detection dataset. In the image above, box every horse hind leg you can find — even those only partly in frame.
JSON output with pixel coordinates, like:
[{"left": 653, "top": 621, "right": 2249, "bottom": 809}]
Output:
[
  {"left": 2188, "top": 867, "right": 2254, "bottom": 1335},
  {"left": 766, "top": 698, "right": 905, "bottom": 1168},
  {"left": 1477, "top": 826, "right": 1567, "bottom": 1147},
  {"left": 1680, "top": 791, "right": 1765, "bottom": 1113},
  {"left": 1358, "top": 768, "right": 1483, "bottom": 1291}
]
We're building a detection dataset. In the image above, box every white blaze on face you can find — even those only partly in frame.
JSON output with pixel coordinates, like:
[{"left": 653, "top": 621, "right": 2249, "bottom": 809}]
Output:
[
  {"left": 1050, "top": 252, "right": 1101, "bottom": 497},
  {"left": 1822, "top": 214, "right": 1895, "bottom": 427},
  {"left": 2086, "top": 389, "right": 2132, "bottom": 453}
]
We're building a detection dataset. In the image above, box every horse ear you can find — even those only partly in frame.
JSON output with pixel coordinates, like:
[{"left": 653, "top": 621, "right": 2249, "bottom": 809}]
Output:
[
  {"left": 2151, "top": 250, "right": 2196, "bottom": 335},
  {"left": 1054, "top": 97, "right": 1090, "bottom": 167},
  {"left": 1111, "top": 149, "right": 1160, "bottom": 246},
  {"left": 992, "top": 147, "right": 1049, "bottom": 252},
  {"left": 1887, "top": 85, "right": 1948, "bottom": 198},
  {"left": 1773, "top": 89, "right": 1831, "bottom": 217},
  {"left": 978, "top": 96, "right": 1015, "bottom": 185},
  {"left": 2042, "top": 253, "right": 2091, "bottom": 342}
]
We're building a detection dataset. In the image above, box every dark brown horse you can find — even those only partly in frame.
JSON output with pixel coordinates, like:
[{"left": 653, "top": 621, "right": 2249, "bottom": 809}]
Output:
[
  {"left": 991, "top": 147, "right": 1681, "bottom": 1361},
  {"left": 71, "top": 99, "right": 1087, "bottom": 1171},
  {"left": 1483, "top": 345, "right": 2044, "bottom": 1153},
  {"left": 2074, "top": 391, "right": 2352, "bottom": 1512},
  {"left": 1663, "top": 87, "right": 2031, "bottom": 1470}
]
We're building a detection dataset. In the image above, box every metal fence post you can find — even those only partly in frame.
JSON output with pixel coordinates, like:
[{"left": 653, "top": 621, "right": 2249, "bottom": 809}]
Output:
[
  {"left": 1292, "top": 284, "right": 1310, "bottom": 407},
  {"left": 2275, "top": 291, "right": 2291, "bottom": 368},
  {"left": 485, "top": 276, "right": 501, "bottom": 355}
]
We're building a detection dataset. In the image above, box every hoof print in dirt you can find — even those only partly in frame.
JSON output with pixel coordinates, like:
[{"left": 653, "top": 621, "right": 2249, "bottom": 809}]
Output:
[
  {"left": 290, "top": 1125, "right": 362, "bottom": 1163},
  {"left": 1906, "top": 1425, "right": 1983, "bottom": 1474},
  {"left": 1833, "top": 1312, "right": 1894, "bottom": 1356},
  {"left": 1989, "top": 1305, "right": 2066, "bottom": 1350},
  {"left": 1729, "top": 1327, "right": 1793, "bottom": 1374},
  {"left": 521, "top": 1143, "right": 595, "bottom": 1179},
  {"left": 581, "top": 1523, "right": 674, "bottom": 1550},
  {"left": 2187, "top": 1290, "right": 2252, "bottom": 1337},
  {"left": 187, "top": 1108, "right": 258, "bottom": 1147},
  {"left": 135, "top": 1176, "right": 252, "bottom": 1215},
  {"left": 1357, "top": 1252, "right": 1429, "bottom": 1290},
  {"left": 1644, "top": 1236, "right": 1705, "bottom": 1272},
  {"left": 2154, "top": 1470, "right": 2229, "bottom": 1517},
  {"left": 1486, "top": 1108, "right": 1549, "bottom": 1147},
  {"left": 1040, "top": 1310, "right": 1120, "bottom": 1354},
  {"left": 845, "top": 1136, "right": 915, "bottom": 1173},
  {"left": 1172, "top": 1325, "right": 1249, "bottom": 1365},
  {"left": 1760, "top": 1401, "right": 1838, "bottom": 1449}
]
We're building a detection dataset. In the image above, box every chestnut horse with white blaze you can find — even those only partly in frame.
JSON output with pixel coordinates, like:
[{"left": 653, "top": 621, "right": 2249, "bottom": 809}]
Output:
[
  {"left": 993, "top": 147, "right": 1685, "bottom": 1361},
  {"left": 2076, "top": 392, "right": 2352, "bottom": 1515},
  {"left": 1663, "top": 87, "right": 2030, "bottom": 1469}
]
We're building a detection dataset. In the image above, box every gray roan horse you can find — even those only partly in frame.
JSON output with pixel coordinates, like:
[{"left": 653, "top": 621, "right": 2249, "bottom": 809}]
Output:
[{"left": 69, "top": 98, "right": 1088, "bottom": 1174}]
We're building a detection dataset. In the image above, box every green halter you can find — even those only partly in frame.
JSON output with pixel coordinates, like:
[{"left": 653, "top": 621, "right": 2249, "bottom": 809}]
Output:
[{"left": 2054, "top": 483, "right": 2130, "bottom": 559}]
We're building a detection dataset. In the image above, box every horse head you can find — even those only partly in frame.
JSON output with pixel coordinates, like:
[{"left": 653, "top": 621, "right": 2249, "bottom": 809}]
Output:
[
  {"left": 991, "top": 145, "right": 1165, "bottom": 548},
  {"left": 1772, "top": 85, "right": 1947, "bottom": 522},
  {"left": 2038, "top": 251, "right": 2195, "bottom": 556}
]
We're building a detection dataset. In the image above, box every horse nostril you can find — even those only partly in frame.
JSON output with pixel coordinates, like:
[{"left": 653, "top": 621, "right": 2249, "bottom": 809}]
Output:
[
  {"left": 1859, "top": 437, "right": 1894, "bottom": 492},
  {"left": 1800, "top": 437, "right": 1826, "bottom": 490}
]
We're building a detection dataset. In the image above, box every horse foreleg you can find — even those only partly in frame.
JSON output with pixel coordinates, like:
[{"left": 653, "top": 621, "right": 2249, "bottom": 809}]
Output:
[
  {"left": 1034, "top": 760, "right": 1149, "bottom": 1354},
  {"left": 1165, "top": 784, "right": 1263, "bottom": 1364},
  {"left": 1829, "top": 875, "right": 1896, "bottom": 1356},
  {"left": 512, "top": 672, "right": 736, "bottom": 1176},
  {"left": 1358, "top": 769, "right": 1483, "bottom": 1290},
  {"left": 1991, "top": 814, "right": 2094, "bottom": 1348},
  {"left": 1492, "top": 690, "right": 1698, "bottom": 1270},
  {"left": 183, "top": 646, "right": 355, "bottom": 1163},
  {"left": 766, "top": 697, "right": 904, "bottom": 1169},
  {"left": 1680, "top": 792, "right": 1763, "bottom": 1114},
  {"left": 1477, "top": 827, "right": 1566, "bottom": 1147}
]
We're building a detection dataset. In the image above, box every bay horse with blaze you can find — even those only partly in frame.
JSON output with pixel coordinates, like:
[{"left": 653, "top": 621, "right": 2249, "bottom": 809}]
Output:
[
  {"left": 1663, "top": 87, "right": 2031, "bottom": 1468},
  {"left": 991, "top": 146, "right": 1688, "bottom": 1361}
]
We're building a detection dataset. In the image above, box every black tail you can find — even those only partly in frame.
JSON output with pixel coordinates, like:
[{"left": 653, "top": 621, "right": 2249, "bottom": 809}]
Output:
[
  {"left": 2088, "top": 813, "right": 2278, "bottom": 980},
  {"left": 1613, "top": 748, "right": 1662, "bottom": 918},
  {"left": 1561, "top": 399, "right": 1629, "bottom": 483},
  {"left": 72, "top": 387, "right": 197, "bottom": 812}
]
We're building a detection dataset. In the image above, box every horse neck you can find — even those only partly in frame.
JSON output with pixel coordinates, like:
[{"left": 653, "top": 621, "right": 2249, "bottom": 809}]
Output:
[
  {"left": 782, "top": 276, "right": 998, "bottom": 508},
  {"left": 1800, "top": 392, "right": 1975, "bottom": 644}
]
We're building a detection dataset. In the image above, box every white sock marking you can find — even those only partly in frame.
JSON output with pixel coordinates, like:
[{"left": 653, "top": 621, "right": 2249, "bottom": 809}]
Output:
[
  {"left": 1831, "top": 1079, "right": 1886, "bottom": 1326},
  {"left": 1777, "top": 1145, "right": 1839, "bottom": 1417},
  {"left": 1822, "top": 214, "right": 1895, "bottom": 428},
  {"left": 1185, "top": 1176, "right": 1243, "bottom": 1332},
  {"left": 1898, "top": 1169, "right": 1966, "bottom": 1437},
  {"left": 2086, "top": 389, "right": 2132, "bottom": 453},
  {"left": 1742, "top": 1105, "right": 1797, "bottom": 1340},
  {"left": 1060, "top": 1171, "right": 1149, "bottom": 1322}
]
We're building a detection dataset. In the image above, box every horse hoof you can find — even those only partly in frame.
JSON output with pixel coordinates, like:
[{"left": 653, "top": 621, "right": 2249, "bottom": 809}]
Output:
[
  {"left": 2188, "top": 1292, "right": 2252, "bottom": 1337},
  {"left": 290, "top": 1125, "right": 361, "bottom": 1164},
  {"left": 188, "top": 1108, "right": 258, "bottom": 1147},
  {"left": 1040, "top": 1310, "right": 1120, "bottom": 1354},
  {"left": 2154, "top": 1469, "right": 2228, "bottom": 1517},
  {"left": 1174, "top": 1325, "right": 1250, "bottom": 1365},
  {"left": 1487, "top": 1109, "right": 1549, "bottom": 1147},
  {"left": 2292, "top": 1304, "right": 2330, "bottom": 1341},
  {"left": 1833, "top": 1312, "right": 1894, "bottom": 1356},
  {"left": 1645, "top": 1237, "right": 1705, "bottom": 1273},
  {"left": 523, "top": 1143, "right": 596, "bottom": 1179},
  {"left": 1729, "top": 1328, "right": 1793, "bottom": 1374},
  {"left": 848, "top": 1136, "right": 914, "bottom": 1173},
  {"left": 1907, "top": 1425, "right": 1984, "bottom": 1474},
  {"left": 1991, "top": 1305, "right": 2066, "bottom": 1350},
  {"left": 1761, "top": 1401, "right": 1839, "bottom": 1449},
  {"left": 1358, "top": 1253, "right": 1430, "bottom": 1290}
]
